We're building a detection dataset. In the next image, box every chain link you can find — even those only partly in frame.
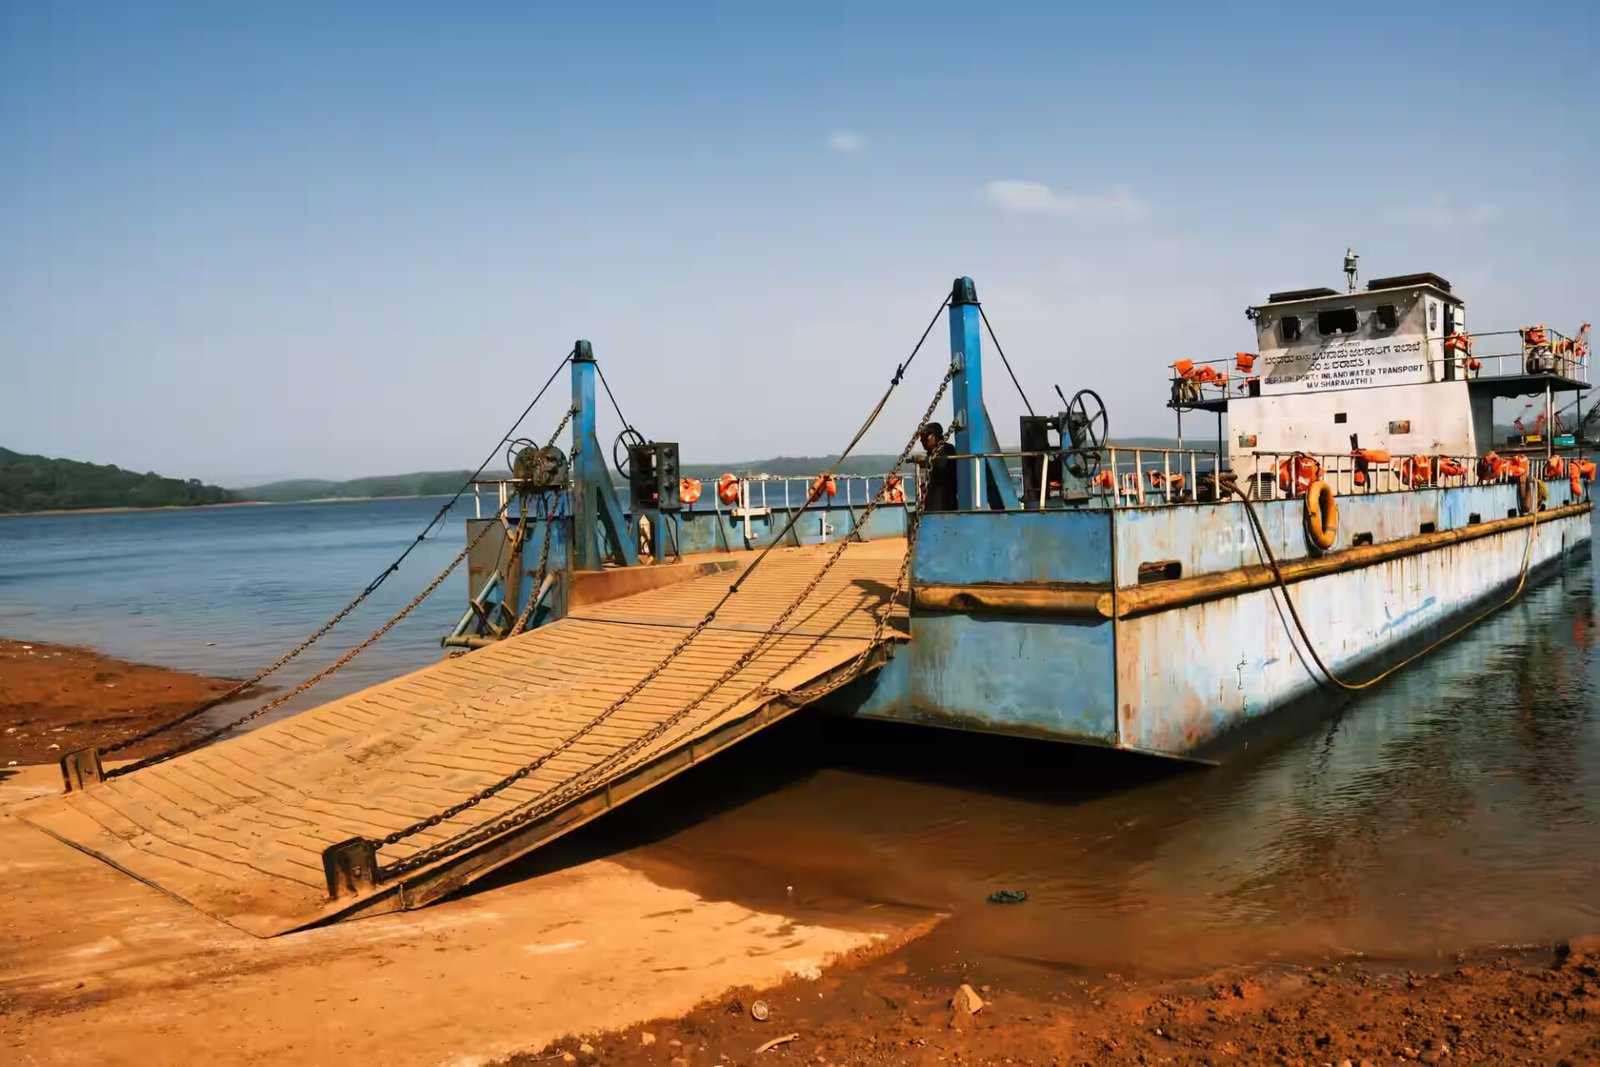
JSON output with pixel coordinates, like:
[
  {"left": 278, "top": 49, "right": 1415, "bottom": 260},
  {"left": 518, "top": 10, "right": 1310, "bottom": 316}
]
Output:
[
  {"left": 108, "top": 504, "right": 512, "bottom": 777},
  {"left": 375, "top": 367, "right": 956, "bottom": 879},
  {"left": 102, "top": 380, "right": 576, "bottom": 756},
  {"left": 507, "top": 499, "right": 560, "bottom": 638}
]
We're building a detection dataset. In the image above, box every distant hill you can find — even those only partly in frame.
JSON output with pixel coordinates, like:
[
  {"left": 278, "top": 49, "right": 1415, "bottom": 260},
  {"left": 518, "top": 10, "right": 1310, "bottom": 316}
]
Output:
[
  {"left": 0, "top": 447, "right": 235, "bottom": 514},
  {"left": 235, "top": 471, "right": 491, "bottom": 503}
]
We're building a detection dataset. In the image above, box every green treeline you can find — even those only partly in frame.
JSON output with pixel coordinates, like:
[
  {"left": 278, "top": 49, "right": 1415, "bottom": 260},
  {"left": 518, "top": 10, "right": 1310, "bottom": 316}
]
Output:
[{"left": 0, "top": 447, "right": 235, "bottom": 513}]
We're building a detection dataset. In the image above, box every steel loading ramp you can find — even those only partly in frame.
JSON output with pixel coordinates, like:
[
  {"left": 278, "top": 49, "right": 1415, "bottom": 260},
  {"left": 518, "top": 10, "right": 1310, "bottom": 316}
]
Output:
[{"left": 16, "top": 540, "right": 907, "bottom": 937}]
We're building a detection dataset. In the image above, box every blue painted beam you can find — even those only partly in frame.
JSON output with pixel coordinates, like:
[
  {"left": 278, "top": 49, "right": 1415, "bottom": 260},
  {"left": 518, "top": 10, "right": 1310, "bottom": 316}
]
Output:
[
  {"left": 947, "top": 278, "right": 1020, "bottom": 511},
  {"left": 570, "top": 341, "right": 637, "bottom": 570}
]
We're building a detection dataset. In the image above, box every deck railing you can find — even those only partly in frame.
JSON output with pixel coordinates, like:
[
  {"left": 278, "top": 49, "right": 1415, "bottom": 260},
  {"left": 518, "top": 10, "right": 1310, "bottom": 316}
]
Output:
[
  {"left": 950, "top": 444, "right": 1588, "bottom": 511},
  {"left": 1169, "top": 326, "right": 1590, "bottom": 408},
  {"left": 468, "top": 473, "right": 901, "bottom": 520}
]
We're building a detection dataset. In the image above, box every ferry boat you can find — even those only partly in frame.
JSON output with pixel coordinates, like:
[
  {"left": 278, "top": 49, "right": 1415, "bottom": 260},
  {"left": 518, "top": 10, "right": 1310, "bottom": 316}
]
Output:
[{"left": 448, "top": 258, "right": 1593, "bottom": 760}]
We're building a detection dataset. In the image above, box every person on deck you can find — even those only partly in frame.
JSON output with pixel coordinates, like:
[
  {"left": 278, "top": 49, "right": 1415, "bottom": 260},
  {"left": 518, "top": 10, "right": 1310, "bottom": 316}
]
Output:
[{"left": 917, "top": 422, "right": 958, "bottom": 512}]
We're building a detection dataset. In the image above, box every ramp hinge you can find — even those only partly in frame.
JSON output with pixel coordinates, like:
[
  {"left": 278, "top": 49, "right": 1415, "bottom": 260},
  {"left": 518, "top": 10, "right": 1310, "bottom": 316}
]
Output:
[
  {"left": 60, "top": 748, "right": 104, "bottom": 793},
  {"left": 322, "top": 837, "right": 379, "bottom": 899}
]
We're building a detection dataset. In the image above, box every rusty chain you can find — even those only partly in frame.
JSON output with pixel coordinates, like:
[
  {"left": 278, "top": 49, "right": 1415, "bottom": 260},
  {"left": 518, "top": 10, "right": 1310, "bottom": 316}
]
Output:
[
  {"left": 507, "top": 497, "right": 561, "bottom": 638},
  {"left": 102, "top": 357, "right": 576, "bottom": 755},
  {"left": 375, "top": 367, "right": 956, "bottom": 878},
  {"left": 109, "top": 503, "right": 513, "bottom": 777},
  {"left": 505, "top": 406, "right": 575, "bottom": 638}
]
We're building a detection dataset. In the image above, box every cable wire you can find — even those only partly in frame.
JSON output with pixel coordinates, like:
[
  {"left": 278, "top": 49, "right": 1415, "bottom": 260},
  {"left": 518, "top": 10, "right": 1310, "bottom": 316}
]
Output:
[{"left": 979, "top": 306, "right": 1034, "bottom": 416}]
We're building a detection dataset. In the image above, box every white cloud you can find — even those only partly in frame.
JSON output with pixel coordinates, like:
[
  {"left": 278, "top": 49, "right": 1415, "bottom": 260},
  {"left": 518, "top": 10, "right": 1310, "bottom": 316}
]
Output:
[
  {"left": 983, "top": 179, "right": 1150, "bottom": 222},
  {"left": 1404, "top": 194, "right": 1499, "bottom": 230},
  {"left": 827, "top": 130, "right": 866, "bottom": 153}
]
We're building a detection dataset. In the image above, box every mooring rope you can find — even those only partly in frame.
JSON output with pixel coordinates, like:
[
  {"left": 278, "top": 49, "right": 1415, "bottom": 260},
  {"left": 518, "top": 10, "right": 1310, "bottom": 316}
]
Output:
[{"left": 1232, "top": 483, "right": 1545, "bottom": 692}]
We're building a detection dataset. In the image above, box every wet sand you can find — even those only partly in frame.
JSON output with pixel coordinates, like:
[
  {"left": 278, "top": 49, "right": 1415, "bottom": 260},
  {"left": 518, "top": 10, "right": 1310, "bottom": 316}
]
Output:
[
  {"left": 0, "top": 638, "right": 246, "bottom": 766},
  {"left": 516, "top": 940, "right": 1600, "bottom": 1066}
]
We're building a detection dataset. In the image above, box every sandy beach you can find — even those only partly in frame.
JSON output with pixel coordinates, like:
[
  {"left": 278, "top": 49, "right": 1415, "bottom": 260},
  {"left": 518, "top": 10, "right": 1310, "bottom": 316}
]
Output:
[{"left": 1, "top": 639, "right": 1596, "bottom": 1065}]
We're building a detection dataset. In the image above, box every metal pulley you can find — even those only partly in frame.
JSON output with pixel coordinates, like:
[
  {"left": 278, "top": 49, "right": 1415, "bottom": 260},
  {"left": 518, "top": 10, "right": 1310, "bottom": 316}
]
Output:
[{"left": 508, "top": 439, "right": 569, "bottom": 491}]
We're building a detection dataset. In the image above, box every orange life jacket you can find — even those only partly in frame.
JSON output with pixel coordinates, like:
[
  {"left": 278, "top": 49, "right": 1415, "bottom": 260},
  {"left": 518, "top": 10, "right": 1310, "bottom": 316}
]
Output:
[
  {"left": 1235, "top": 352, "right": 1257, "bottom": 373},
  {"left": 1435, "top": 457, "right": 1467, "bottom": 479},
  {"left": 1478, "top": 452, "right": 1505, "bottom": 481},
  {"left": 1090, "top": 469, "right": 1115, "bottom": 491},
  {"left": 1172, "top": 359, "right": 1196, "bottom": 378},
  {"left": 1522, "top": 324, "right": 1549, "bottom": 347},
  {"left": 1396, "top": 456, "right": 1433, "bottom": 487},
  {"left": 1277, "top": 454, "right": 1322, "bottom": 495},
  {"left": 1544, "top": 456, "right": 1566, "bottom": 479},
  {"left": 1506, "top": 454, "right": 1531, "bottom": 479},
  {"left": 1351, "top": 448, "right": 1389, "bottom": 487},
  {"left": 1444, "top": 331, "right": 1473, "bottom": 353},
  {"left": 884, "top": 474, "right": 906, "bottom": 504},
  {"left": 810, "top": 474, "right": 838, "bottom": 501}
]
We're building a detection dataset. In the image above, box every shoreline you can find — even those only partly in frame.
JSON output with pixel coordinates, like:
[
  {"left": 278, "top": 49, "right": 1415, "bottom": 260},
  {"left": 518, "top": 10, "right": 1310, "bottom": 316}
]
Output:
[
  {"left": 512, "top": 936, "right": 1600, "bottom": 1066},
  {"left": 2, "top": 637, "right": 1597, "bottom": 1063},
  {"left": 0, "top": 638, "right": 248, "bottom": 766}
]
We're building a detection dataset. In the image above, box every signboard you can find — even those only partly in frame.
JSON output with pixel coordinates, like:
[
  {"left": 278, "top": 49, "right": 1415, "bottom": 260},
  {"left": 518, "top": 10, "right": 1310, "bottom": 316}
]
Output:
[{"left": 1260, "top": 333, "right": 1430, "bottom": 395}]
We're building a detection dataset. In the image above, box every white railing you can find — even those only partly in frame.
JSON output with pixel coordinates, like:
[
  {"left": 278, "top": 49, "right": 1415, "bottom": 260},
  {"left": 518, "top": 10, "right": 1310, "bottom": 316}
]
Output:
[
  {"left": 468, "top": 473, "right": 901, "bottom": 520},
  {"left": 948, "top": 444, "right": 1589, "bottom": 511},
  {"left": 1169, "top": 324, "right": 1590, "bottom": 408},
  {"left": 951, "top": 447, "right": 1229, "bottom": 509},
  {"left": 1244, "top": 449, "right": 1578, "bottom": 501}
]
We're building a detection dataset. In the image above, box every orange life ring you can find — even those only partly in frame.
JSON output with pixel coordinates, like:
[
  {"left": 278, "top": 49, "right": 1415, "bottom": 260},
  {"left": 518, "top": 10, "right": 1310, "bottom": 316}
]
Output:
[
  {"left": 1304, "top": 480, "right": 1337, "bottom": 550},
  {"left": 1277, "top": 454, "right": 1322, "bottom": 496},
  {"left": 678, "top": 477, "right": 702, "bottom": 505},
  {"left": 716, "top": 473, "right": 740, "bottom": 506}
]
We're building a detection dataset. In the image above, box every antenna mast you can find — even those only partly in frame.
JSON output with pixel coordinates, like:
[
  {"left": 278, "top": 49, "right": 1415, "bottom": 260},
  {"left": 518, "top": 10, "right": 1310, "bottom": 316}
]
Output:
[{"left": 1343, "top": 247, "right": 1360, "bottom": 293}]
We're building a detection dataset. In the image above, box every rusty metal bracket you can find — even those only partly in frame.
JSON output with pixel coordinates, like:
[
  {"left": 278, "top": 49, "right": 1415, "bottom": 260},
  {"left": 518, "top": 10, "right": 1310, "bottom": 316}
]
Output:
[
  {"left": 322, "top": 838, "right": 378, "bottom": 899},
  {"left": 59, "top": 748, "right": 104, "bottom": 793}
]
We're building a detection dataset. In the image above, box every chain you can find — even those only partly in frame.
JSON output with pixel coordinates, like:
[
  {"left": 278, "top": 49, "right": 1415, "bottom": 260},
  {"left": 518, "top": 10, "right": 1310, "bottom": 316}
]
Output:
[
  {"left": 375, "top": 367, "right": 956, "bottom": 879},
  {"left": 507, "top": 499, "right": 560, "bottom": 638},
  {"left": 108, "top": 504, "right": 512, "bottom": 777},
  {"left": 102, "top": 358, "right": 575, "bottom": 755},
  {"left": 102, "top": 574, "right": 383, "bottom": 754},
  {"left": 505, "top": 407, "right": 576, "bottom": 638}
]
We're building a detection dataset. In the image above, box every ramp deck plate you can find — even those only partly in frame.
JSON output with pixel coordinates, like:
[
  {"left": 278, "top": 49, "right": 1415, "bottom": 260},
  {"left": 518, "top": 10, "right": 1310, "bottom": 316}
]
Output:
[{"left": 16, "top": 541, "right": 906, "bottom": 936}]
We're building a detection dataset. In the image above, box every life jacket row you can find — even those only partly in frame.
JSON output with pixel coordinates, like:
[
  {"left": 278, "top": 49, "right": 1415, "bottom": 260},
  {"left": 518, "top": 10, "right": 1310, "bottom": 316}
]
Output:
[{"left": 677, "top": 473, "right": 910, "bottom": 507}]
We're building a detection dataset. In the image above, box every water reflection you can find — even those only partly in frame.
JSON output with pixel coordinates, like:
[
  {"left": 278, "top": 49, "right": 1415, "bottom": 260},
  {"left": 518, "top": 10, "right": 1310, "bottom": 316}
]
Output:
[{"left": 581, "top": 553, "right": 1600, "bottom": 975}]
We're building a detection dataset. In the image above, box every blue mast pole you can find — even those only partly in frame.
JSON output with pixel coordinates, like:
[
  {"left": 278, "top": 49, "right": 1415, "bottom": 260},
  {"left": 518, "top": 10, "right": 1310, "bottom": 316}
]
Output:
[
  {"left": 570, "top": 341, "right": 637, "bottom": 570},
  {"left": 947, "top": 277, "right": 1021, "bottom": 511}
]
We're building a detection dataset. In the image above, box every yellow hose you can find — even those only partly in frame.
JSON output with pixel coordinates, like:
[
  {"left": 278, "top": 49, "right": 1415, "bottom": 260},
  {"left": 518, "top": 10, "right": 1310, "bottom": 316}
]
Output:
[{"left": 1231, "top": 485, "right": 1543, "bottom": 692}]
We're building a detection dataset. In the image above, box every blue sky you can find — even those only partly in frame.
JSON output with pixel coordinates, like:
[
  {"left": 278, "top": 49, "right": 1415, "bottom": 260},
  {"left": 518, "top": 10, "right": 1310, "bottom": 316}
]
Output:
[{"left": 2, "top": 0, "right": 1595, "bottom": 485}]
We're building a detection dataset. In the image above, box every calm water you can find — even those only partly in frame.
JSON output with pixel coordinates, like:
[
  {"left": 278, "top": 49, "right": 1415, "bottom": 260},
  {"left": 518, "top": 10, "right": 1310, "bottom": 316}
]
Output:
[{"left": 3, "top": 499, "right": 1598, "bottom": 972}]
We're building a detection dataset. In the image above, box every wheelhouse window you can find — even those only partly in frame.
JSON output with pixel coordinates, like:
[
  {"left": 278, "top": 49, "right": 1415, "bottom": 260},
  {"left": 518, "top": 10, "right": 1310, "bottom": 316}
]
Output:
[
  {"left": 1375, "top": 304, "right": 1398, "bottom": 330},
  {"left": 1318, "top": 307, "right": 1360, "bottom": 335},
  {"left": 1280, "top": 315, "right": 1302, "bottom": 341}
]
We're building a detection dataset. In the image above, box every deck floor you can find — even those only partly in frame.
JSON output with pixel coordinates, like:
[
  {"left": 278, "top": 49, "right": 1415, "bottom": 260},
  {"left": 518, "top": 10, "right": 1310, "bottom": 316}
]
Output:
[{"left": 16, "top": 540, "right": 907, "bottom": 936}]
